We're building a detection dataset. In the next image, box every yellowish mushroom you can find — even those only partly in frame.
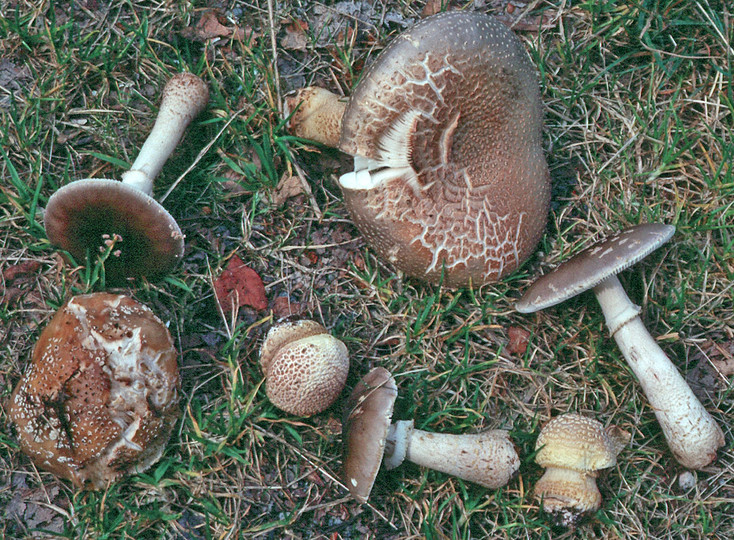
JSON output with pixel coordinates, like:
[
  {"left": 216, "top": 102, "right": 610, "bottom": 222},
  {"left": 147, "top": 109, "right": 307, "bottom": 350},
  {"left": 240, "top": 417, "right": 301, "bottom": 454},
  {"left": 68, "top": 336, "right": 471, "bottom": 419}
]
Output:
[{"left": 534, "top": 414, "right": 629, "bottom": 526}]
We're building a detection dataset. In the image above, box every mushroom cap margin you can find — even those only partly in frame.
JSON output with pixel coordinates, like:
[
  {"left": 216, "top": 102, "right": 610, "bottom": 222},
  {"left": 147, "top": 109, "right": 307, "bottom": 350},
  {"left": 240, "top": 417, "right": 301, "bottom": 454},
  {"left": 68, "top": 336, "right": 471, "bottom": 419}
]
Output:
[
  {"left": 516, "top": 223, "right": 675, "bottom": 313},
  {"left": 341, "top": 367, "right": 398, "bottom": 502}
]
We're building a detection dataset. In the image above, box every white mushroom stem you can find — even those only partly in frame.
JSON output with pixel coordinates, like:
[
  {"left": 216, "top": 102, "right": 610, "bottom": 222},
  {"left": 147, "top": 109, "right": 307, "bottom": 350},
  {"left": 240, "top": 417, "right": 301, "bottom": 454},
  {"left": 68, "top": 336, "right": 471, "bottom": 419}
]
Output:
[
  {"left": 121, "top": 74, "right": 208, "bottom": 194},
  {"left": 384, "top": 420, "right": 519, "bottom": 489},
  {"left": 594, "top": 275, "right": 724, "bottom": 469}
]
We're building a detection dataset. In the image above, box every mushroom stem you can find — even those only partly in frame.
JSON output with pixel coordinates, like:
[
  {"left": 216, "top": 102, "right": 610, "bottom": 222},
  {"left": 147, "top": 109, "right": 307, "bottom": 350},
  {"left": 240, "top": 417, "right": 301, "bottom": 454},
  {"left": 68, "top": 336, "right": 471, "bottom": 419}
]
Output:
[
  {"left": 120, "top": 73, "right": 209, "bottom": 194},
  {"left": 384, "top": 420, "right": 519, "bottom": 489},
  {"left": 285, "top": 86, "right": 347, "bottom": 147},
  {"left": 593, "top": 276, "right": 724, "bottom": 469}
]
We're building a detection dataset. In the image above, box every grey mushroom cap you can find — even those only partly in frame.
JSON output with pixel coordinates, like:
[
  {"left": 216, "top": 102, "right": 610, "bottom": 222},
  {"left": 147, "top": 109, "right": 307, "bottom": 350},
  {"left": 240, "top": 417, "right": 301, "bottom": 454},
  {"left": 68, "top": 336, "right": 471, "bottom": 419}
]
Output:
[
  {"left": 44, "top": 179, "right": 185, "bottom": 285},
  {"left": 341, "top": 367, "right": 398, "bottom": 503},
  {"left": 516, "top": 223, "right": 675, "bottom": 313}
]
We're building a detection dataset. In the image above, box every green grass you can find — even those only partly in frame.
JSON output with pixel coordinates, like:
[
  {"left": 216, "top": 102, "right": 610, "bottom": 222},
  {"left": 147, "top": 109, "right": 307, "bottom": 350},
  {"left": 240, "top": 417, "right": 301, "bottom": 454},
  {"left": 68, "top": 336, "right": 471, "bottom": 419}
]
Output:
[{"left": 1, "top": 0, "right": 733, "bottom": 538}]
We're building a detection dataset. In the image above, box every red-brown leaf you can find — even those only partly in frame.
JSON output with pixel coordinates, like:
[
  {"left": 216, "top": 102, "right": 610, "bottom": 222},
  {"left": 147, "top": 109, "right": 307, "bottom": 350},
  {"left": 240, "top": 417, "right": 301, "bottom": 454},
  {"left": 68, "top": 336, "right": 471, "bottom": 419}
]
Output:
[
  {"left": 507, "top": 326, "right": 531, "bottom": 355},
  {"left": 213, "top": 256, "right": 267, "bottom": 312}
]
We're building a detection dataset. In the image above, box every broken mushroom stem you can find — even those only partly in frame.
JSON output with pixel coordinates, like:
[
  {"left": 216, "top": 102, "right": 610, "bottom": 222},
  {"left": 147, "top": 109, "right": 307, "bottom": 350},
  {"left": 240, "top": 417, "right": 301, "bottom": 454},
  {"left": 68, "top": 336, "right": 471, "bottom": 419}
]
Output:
[
  {"left": 120, "top": 73, "right": 209, "bottom": 194},
  {"left": 594, "top": 275, "right": 724, "bottom": 469},
  {"left": 384, "top": 420, "right": 519, "bottom": 489}
]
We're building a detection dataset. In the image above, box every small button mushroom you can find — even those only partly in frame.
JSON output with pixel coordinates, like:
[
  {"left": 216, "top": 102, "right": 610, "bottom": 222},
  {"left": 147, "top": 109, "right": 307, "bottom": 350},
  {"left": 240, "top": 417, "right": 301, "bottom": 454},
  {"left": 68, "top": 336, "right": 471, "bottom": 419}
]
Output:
[
  {"left": 259, "top": 320, "right": 349, "bottom": 417},
  {"left": 534, "top": 414, "right": 629, "bottom": 527},
  {"left": 286, "top": 12, "right": 550, "bottom": 288},
  {"left": 44, "top": 73, "right": 209, "bottom": 284},
  {"left": 516, "top": 224, "right": 725, "bottom": 469},
  {"left": 8, "top": 293, "right": 180, "bottom": 489},
  {"left": 341, "top": 367, "right": 519, "bottom": 502}
]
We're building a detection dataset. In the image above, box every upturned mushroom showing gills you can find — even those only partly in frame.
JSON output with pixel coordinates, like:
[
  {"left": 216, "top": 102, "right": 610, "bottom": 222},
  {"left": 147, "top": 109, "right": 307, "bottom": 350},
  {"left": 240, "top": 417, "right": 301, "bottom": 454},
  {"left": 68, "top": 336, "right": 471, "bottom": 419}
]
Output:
[
  {"left": 341, "top": 367, "right": 519, "bottom": 502},
  {"left": 286, "top": 11, "right": 550, "bottom": 288},
  {"left": 259, "top": 319, "right": 349, "bottom": 417},
  {"left": 517, "top": 224, "right": 725, "bottom": 469},
  {"left": 8, "top": 293, "right": 180, "bottom": 489},
  {"left": 534, "top": 414, "right": 629, "bottom": 527},
  {"left": 44, "top": 73, "right": 209, "bottom": 284}
]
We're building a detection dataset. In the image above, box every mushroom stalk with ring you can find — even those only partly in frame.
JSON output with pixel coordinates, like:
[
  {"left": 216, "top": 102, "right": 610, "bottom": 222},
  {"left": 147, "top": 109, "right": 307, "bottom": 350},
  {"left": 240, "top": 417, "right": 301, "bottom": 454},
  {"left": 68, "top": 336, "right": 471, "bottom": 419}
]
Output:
[
  {"left": 594, "top": 275, "right": 724, "bottom": 469},
  {"left": 384, "top": 420, "right": 519, "bottom": 489},
  {"left": 517, "top": 224, "right": 724, "bottom": 470}
]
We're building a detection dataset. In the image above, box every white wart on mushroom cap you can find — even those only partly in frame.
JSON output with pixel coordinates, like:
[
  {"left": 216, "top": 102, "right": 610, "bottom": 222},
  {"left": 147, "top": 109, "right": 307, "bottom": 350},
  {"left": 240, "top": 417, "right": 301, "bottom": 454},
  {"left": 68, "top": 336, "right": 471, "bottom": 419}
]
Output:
[
  {"left": 259, "top": 320, "right": 349, "bottom": 417},
  {"left": 44, "top": 73, "right": 209, "bottom": 285},
  {"left": 9, "top": 293, "right": 180, "bottom": 489},
  {"left": 337, "top": 11, "right": 550, "bottom": 287}
]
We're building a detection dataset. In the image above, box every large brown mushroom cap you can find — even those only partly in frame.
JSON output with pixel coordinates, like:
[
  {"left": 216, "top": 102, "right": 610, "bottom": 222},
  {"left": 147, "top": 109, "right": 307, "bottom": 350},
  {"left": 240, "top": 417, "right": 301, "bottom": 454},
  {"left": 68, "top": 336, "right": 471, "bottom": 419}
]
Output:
[
  {"left": 44, "top": 179, "right": 184, "bottom": 285},
  {"left": 338, "top": 11, "right": 550, "bottom": 287},
  {"left": 9, "top": 293, "right": 180, "bottom": 489}
]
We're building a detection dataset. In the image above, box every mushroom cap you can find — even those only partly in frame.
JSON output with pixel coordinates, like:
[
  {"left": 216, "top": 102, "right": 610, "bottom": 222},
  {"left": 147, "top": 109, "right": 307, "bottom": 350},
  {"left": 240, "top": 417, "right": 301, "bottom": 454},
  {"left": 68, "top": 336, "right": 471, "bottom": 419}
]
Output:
[
  {"left": 259, "top": 319, "right": 329, "bottom": 373},
  {"left": 535, "top": 414, "right": 628, "bottom": 473},
  {"left": 259, "top": 320, "right": 349, "bottom": 417},
  {"left": 516, "top": 223, "right": 675, "bottom": 313},
  {"left": 338, "top": 11, "right": 550, "bottom": 287},
  {"left": 44, "top": 178, "right": 185, "bottom": 284},
  {"left": 9, "top": 293, "right": 180, "bottom": 489},
  {"left": 341, "top": 366, "right": 398, "bottom": 502}
]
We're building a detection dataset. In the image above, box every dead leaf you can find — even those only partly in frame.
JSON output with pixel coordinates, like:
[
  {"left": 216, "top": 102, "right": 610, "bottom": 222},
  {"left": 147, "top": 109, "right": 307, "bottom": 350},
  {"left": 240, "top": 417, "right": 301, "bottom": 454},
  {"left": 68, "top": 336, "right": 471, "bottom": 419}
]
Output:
[
  {"left": 3, "top": 260, "right": 41, "bottom": 281},
  {"left": 507, "top": 326, "right": 530, "bottom": 355},
  {"left": 281, "top": 20, "right": 309, "bottom": 51},
  {"left": 271, "top": 295, "right": 304, "bottom": 320},
  {"left": 421, "top": 0, "right": 445, "bottom": 17},
  {"left": 709, "top": 341, "right": 734, "bottom": 376},
  {"left": 272, "top": 173, "right": 306, "bottom": 206},
  {"left": 181, "top": 10, "right": 259, "bottom": 43},
  {"left": 213, "top": 256, "right": 268, "bottom": 312}
]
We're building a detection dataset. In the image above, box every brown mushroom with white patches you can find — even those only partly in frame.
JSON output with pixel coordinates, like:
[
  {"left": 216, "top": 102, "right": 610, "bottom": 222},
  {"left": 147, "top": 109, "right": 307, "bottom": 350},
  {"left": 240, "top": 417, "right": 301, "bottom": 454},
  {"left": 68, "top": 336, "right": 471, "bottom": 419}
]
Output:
[
  {"left": 517, "top": 224, "right": 725, "bottom": 469},
  {"left": 534, "top": 414, "right": 629, "bottom": 527},
  {"left": 342, "top": 367, "right": 519, "bottom": 502},
  {"left": 286, "top": 11, "right": 550, "bottom": 288},
  {"left": 8, "top": 293, "right": 180, "bottom": 489},
  {"left": 259, "top": 319, "right": 349, "bottom": 417},
  {"left": 44, "top": 73, "right": 209, "bottom": 284}
]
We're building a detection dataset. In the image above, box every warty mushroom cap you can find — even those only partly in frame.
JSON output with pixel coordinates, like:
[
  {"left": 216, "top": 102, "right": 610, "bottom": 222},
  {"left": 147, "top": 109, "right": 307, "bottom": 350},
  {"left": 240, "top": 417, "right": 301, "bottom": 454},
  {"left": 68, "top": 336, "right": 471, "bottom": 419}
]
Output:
[
  {"left": 516, "top": 223, "right": 675, "bottom": 313},
  {"left": 534, "top": 414, "right": 629, "bottom": 526},
  {"left": 259, "top": 320, "right": 349, "bottom": 417},
  {"left": 341, "top": 366, "right": 398, "bottom": 503},
  {"left": 337, "top": 11, "right": 550, "bottom": 288},
  {"left": 8, "top": 293, "right": 180, "bottom": 489},
  {"left": 535, "top": 414, "right": 627, "bottom": 473}
]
